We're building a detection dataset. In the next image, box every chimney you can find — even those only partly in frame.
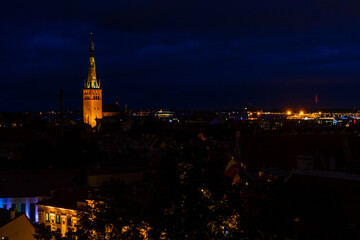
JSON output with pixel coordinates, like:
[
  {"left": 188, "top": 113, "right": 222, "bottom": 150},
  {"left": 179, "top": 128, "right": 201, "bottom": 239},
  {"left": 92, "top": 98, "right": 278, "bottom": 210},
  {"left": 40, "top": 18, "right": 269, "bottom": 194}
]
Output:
[{"left": 9, "top": 207, "right": 16, "bottom": 219}]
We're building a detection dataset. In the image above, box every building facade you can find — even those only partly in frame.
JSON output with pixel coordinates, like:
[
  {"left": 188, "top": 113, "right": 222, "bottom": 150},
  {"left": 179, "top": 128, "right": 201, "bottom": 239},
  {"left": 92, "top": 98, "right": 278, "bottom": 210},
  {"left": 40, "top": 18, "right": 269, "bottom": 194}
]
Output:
[
  {"left": 0, "top": 196, "right": 48, "bottom": 223},
  {"left": 83, "top": 34, "right": 102, "bottom": 128},
  {"left": 36, "top": 203, "right": 79, "bottom": 236}
]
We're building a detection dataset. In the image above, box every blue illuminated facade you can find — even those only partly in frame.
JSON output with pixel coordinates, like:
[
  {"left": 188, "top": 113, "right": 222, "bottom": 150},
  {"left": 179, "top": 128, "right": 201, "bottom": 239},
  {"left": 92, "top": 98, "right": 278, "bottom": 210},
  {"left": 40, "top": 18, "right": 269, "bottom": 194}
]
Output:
[{"left": 0, "top": 196, "right": 48, "bottom": 222}]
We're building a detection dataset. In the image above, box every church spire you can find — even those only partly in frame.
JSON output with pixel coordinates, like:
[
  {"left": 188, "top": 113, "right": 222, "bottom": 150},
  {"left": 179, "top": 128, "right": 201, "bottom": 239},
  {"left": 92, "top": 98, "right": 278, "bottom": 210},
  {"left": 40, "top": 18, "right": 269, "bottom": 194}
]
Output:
[{"left": 85, "top": 33, "right": 100, "bottom": 89}]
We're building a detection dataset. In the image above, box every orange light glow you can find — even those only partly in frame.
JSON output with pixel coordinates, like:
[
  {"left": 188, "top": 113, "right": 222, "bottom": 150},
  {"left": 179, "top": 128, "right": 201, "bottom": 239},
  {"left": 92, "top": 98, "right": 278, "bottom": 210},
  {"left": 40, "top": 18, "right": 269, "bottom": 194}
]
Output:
[
  {"left": 287, "top": 111, "right": 292, "bottom": 115},
  {"left": 299, "top": 111, "right": 304, "bottom": 115}
]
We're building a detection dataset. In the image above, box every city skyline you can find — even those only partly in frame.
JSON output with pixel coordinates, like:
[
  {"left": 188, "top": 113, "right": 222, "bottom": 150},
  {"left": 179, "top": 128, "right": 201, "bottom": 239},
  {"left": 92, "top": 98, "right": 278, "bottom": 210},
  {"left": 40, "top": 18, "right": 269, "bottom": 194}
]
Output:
[{"left": 2, "top": 1, "right": 360, "bottom": 112}]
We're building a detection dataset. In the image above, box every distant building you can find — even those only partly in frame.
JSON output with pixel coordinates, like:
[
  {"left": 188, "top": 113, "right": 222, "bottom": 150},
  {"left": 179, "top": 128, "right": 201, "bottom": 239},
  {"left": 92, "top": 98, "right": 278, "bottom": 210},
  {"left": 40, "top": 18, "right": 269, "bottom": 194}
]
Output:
[
  {"left": 154, "top": 110, "right": 174, "bottom": 119},
  {"left": 83, "top": 33, "right": 102, "bottom": 128},
  {"left": 103, "top": 104, "right": 121, "bottom": 117}
]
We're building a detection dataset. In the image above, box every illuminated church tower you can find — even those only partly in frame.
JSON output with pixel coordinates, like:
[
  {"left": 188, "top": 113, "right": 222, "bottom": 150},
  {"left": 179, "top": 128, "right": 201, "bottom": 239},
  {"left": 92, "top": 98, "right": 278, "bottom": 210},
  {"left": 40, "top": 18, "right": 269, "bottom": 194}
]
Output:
[{"left": 83, "top": 34, "right": 102, "bottom": 127}]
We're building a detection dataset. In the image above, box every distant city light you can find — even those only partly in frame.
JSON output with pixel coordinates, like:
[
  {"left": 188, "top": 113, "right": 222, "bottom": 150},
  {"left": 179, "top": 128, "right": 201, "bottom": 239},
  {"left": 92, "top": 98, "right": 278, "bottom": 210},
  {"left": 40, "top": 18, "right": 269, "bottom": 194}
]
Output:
[
  {"left": 299, "top": 111, "right": 304, "bottom": 115},
  {"left": 287, "top": 111, "right": 292, "bottom": 115}
]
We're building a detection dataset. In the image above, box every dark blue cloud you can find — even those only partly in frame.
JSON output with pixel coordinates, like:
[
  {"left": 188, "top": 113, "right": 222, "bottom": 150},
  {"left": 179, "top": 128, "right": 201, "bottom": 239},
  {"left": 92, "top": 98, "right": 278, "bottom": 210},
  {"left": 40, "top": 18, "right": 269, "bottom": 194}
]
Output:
[{"left": 1, "top": 0, "right": 360, "bottom": 111}]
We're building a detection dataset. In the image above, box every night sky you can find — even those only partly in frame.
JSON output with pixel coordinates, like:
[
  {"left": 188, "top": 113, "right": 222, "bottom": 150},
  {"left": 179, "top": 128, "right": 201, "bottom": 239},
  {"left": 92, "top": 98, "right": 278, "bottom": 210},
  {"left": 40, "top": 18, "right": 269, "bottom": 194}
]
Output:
[{"left": 2, "top": 0, "right": 360, "bottom": 112}]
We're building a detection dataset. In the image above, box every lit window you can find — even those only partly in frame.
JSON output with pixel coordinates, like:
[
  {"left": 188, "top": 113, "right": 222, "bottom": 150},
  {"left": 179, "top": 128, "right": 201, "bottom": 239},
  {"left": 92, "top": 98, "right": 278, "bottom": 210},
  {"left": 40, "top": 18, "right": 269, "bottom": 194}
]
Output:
[
  {"left": 45, "top": 213, "right": 50, "bottom": 222},
  {"left": 56, "top": 215, "right": 61, "bottom": 224}
]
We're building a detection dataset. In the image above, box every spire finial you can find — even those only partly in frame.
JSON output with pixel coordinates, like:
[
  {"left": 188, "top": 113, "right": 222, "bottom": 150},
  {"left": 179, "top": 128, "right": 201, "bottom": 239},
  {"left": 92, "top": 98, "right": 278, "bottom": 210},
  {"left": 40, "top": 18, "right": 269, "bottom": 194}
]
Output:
[{"left": 90, "top": 33, "right": 94, "bottom": 56}]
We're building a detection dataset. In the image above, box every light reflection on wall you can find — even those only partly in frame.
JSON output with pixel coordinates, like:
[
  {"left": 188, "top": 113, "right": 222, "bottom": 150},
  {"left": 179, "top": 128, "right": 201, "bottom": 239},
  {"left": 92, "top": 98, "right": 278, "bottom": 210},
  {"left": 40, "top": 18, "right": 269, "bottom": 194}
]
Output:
[{"left": 0, "top": 197, "right": 46, "bottom": 222}]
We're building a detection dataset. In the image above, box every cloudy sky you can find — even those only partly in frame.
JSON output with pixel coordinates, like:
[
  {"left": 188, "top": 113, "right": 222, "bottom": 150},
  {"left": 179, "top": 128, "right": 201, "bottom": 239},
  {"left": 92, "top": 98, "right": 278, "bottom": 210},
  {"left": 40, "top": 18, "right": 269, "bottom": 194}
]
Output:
[{"left": 1, "top": 0, "right": 360, "bottom": 111}]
